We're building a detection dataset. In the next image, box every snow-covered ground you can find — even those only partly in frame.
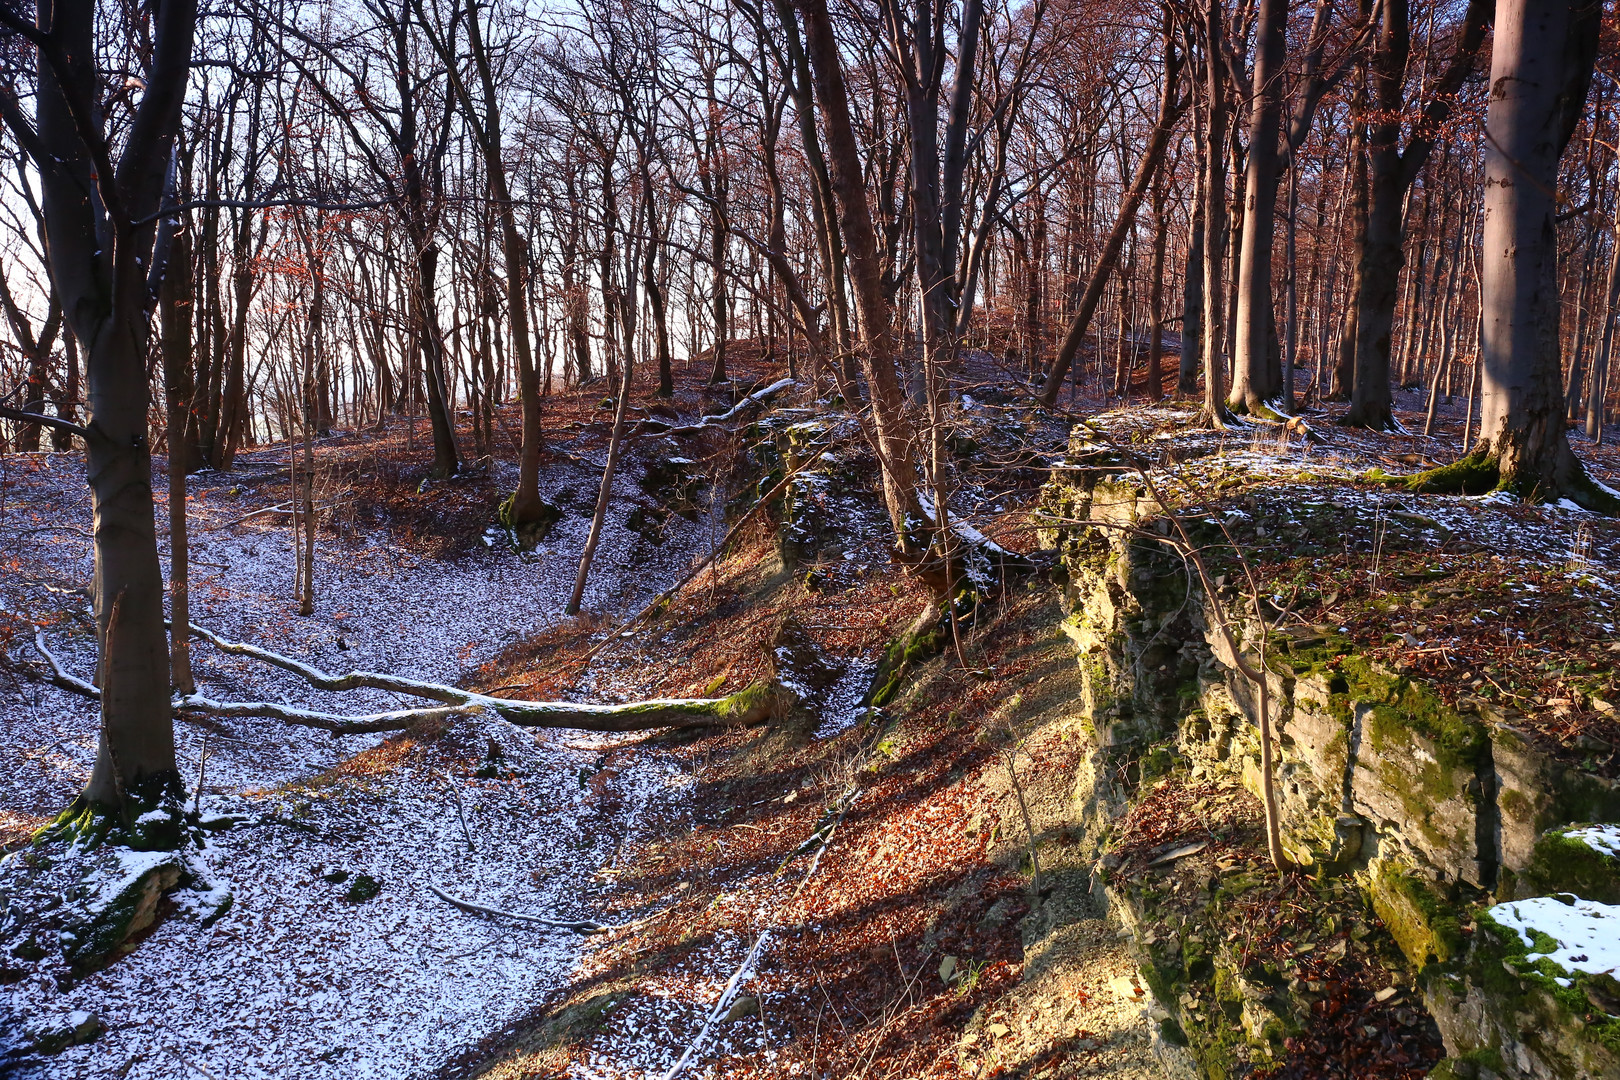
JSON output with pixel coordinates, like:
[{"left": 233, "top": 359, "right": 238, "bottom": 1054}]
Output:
[{"left": 0, "top": 447, "right": 715, "bottom": 1079}]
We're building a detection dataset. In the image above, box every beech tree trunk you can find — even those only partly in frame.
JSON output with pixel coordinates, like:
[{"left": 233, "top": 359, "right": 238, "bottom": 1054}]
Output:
[
  {"left": 800, "top": 0, "right": 924, "bottom": 548},
  {"left": 162, "top": 214, "right": 196, "bottom": 694},
  {"left": 1228, "top": 0, "right": 1287, "bottom": 415},
  {"left": 1475, "top": 0, "right": 1606, "bottom": 501},
  {"left": 1344, "top": 0, "right": 1489, "bottom": 429},
  {"left": 0, "top": 0, "right": 200, "bottom": 815},
  {"left": 1200, "top": 0, "right": 1232, "bottom": 426}
]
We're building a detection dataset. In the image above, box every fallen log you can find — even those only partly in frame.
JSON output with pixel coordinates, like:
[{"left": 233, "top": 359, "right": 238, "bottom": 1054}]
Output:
[
  {"left": 636, "top": 377, "right": 795, "bottom": 436},
  {"left": 173, "top": 695, "right": 478, "bottom": 734},
  {"left": 428, "top": 883, "right": 611, "bottom": 934},
  {"left": 186, "top": 622, "right": 786, "bottom": 732},
  {"left": 32, "top": 624, "right": 789, "bottom": 736}
]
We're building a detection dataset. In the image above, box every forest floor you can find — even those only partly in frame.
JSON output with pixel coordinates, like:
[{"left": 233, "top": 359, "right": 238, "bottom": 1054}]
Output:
[{"left": 4, "top": 349, "right": 1620, "bottom": 1079}]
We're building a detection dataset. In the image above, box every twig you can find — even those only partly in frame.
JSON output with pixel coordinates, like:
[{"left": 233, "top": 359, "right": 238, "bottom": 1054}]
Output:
[
  {"left": 438, "top": 771, "right": 477, "bottom": 853},
  {"left": 192, "top": 732, "right": 211, "bottom": 816}
]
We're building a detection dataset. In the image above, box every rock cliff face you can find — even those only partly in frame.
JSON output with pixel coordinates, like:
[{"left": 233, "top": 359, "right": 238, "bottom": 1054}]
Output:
[{"left": 1036, "top": 459, "right": 1620, "bottom": 1079}]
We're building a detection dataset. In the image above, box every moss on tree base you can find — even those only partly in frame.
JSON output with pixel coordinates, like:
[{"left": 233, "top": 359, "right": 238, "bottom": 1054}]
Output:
[
  {"left": 1369, "top": 450, "right": 1620, "bottom": 514},
  {"left": 36, "top": 772, "right": 188, "bottom": 852},
  {"left": 1368, "top": 452, "right": 1501, "bottom": 496}
]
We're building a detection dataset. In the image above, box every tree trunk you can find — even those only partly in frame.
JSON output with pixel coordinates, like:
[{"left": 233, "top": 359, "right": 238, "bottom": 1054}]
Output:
[
  {"left": 1474, "top": 0, "right": 1605, "bottom": 502},
  {"left": 162, "top": 218, "right": 195, "bottom": 695},
  {"left": 15, "top": 0, "right": 200, "bottom": 818},
  {"left": 1588, "top": 197, "right": 1620, "bottom": 443},
  {"left": 1345, "top": 0, "right": 1489, "bottom": 428},
  {"left": 1201, "top": 0, "right": 1232, "bottom": 426},
  {"left": 1147, "top": 167, "right": 1169, "bottom": 402},
  {"left": 1229, "top": 0, "right": 1288, "bottom": 415},
  {"left": 800, "top": 0, "right": 923, "bottom": 548},
  {"left": 1179, "top": 165, "right": 1206, "bottom": 395},
  {"left": 567, "top": 352, "right": 632, "bottom": 617}
]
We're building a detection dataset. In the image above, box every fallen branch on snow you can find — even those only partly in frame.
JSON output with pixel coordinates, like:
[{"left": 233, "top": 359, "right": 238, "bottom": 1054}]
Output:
[
  {"left": 174, "top": 694, "right": 478, "bottom": 733},
  {"left": 660, "top": 930, "right": 771, "bottom": 1080},
  {"left": 33, "top": 627, "right": 99, "bottom": 699},
  {"left": 637, "top": 377, "right": 795, "bottom": 436},
  {"left": 185, "top": 622, "right": 785, "bottom": 733},
  {"left": 31, "top": 620, "right": 788, "bottom": 736},
  {"left": 428, "top": 883, "right": 612, "bottom": 934}
]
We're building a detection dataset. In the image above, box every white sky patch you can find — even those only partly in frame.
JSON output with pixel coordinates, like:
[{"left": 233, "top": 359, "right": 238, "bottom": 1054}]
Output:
[{"left": 1487, "top": 896, "right": 1620, "bottom": 979}]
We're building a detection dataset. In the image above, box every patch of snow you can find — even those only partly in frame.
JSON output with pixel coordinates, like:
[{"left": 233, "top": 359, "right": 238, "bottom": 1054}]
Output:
[
  {"left": 1565, "top": 824, "right": 1620, "bottom": 860},
  {"left": 1487, "top": 895, "right": 1620, "bottom": 979}
]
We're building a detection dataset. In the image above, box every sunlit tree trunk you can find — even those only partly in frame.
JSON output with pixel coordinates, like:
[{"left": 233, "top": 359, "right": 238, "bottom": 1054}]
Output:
[
  {"left": 1475, "top": 0, "right": 1607, "bottom": 503},
  {"left": 1229, "top": 0, "right": 1287, "bottom": 415}
]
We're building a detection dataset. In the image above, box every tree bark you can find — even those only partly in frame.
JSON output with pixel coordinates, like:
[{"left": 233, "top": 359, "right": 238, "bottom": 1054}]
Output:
[
  {"left": 567, "top": 350, "right": 632, "bottom": 617},
  {"left": 800, "top": 0, "right": 923, "bottom": 548},
  {"left": 161, "top": 214, "right": 196, "bottom": 695},
  {"left": 0, "top": 0, "right": 200, "bottom": 816},
  {"left": 1474, "top": 0, "right": 1607, "bottom": 503},
  {"left": 1228, "top": 0, "right": 1288, "bottom": 415},
  {"left": 1344, "top": 0, "right": 1490, "bottom": 428},
  {"left": 1201, "top": 0, "right": 1232, "bottom": 426}
]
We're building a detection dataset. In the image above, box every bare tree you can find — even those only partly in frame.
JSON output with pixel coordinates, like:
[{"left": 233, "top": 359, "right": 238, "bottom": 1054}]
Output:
[{"left": 0, "top": 0, "right": 199, "bottom": 824}]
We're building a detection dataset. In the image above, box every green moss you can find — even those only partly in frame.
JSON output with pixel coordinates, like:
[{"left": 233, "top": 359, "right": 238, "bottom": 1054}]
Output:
[
  {"left": 496, "top": 494, "right": 562, "bottom": 550},
  {"left": 344, "top": 873, "right": 382, "bottom": 903},
  {"left": 1519, "top": 827, "right": 1620, "bottom": 904},
  {"left": 1468, "top": 906, "right": 1620, "bottom": 1060},
  {"left": 36, "top": 773, "right": 188, "bottom": 852},
  {"left": 1140, "top": 745, "right": 1176, "bottom": 782},
  {"left": 1428, "top": 1048, "right": 1507, "bottom": 1080},
  {"left": 1371, "top": 452, "right": 1499, "bottom": 496},
  {"left": 1369, "top": 864, "right": 1463, "bottom": 969},
  {"left": 1499, "top": 786, "right": 1531, "bottom": 823},
  {"left": 1372, "top": 450, "right": 1620, "bottom": 514},
  {"left": 867, "top": 614, "right": 946, "bottom": 708}
]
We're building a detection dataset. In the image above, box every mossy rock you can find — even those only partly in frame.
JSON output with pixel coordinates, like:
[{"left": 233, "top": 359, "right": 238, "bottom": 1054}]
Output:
[
  {"left": 29, "top": 1010, "right": 103, "bottom": 1055},
  {"left": 1517, "top": 825, "right": 1620, "bottom": 905},
  {"left": 1422, "top": 901, "right": 1620, "bottom": 1079},
  {"left": 1427, "top": 1048, "right": 1508, "bottom": 1080},
  {"left": 344, "top": 874, "right": 383, "bottom": 903},
  {"left": 625, "top": 504, "right": 669, "bottom": 544},
  {"left": 1369, "top": 861, "right": 1464, "bottom": 970},
  {"left": 60, "top": 849, "right": 188, "bottom": 966},
  {"left": 640, "top": 456, "right": 706, "bottom": 510}
]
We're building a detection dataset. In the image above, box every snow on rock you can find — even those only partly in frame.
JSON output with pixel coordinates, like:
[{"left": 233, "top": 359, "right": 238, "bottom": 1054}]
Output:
[
  {"left": 1487, "top": 895, "right": 1620, "bottom": 979},
  {"left": 1566, "top": 824, "right": 1620, "bottom": 860}
]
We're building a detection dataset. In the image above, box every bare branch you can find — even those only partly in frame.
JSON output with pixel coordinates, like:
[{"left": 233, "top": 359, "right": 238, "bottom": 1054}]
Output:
[{"left": 32, "top": 627, "right": 99, "bottom": 698}]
